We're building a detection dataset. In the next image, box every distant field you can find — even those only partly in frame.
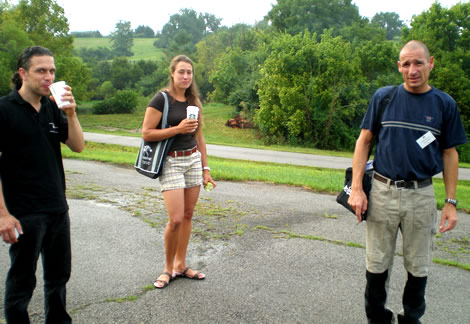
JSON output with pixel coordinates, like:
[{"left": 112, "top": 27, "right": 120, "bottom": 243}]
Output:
[{"left": 73, "top": 38, "right": 165, "bottom": 61}]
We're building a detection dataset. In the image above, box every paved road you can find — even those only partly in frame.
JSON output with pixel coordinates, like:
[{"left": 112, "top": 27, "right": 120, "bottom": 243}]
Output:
[
  {"left": 83, "top": 132, "right": 470, "bottom": 180},
  {"left": 0, "top": 159, "right": 468, "bottom": 323}
]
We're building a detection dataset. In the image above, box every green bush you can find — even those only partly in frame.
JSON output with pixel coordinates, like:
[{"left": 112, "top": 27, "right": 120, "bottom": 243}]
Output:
[
  {"left": 93, "top": 89, "right": 139, "bottom": 114},
  {"left": 113, "top": 90, "right": 139, "bottom": 113},
  {"left": 457, "top": 142, "right": 470, "bottom": 163},
  {"left": 93, "top": 98, "right": 114, "bottom": 114}
]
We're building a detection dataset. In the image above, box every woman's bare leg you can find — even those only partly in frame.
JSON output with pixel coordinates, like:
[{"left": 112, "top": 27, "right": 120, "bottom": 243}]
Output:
[
  {"left": 174, "top": 186, "right": 204, "bottom": 278},
  {"left": 155, "top": 188, "right": 185, "bottom": 287}
]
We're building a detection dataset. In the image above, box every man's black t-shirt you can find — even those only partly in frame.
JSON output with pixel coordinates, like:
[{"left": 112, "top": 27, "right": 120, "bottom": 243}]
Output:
[{"left": 0, "top": 90, "right": 69, "bottom": 217}]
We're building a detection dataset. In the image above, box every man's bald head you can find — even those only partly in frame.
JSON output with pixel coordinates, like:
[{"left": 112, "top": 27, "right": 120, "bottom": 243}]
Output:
[{"left": 399, "top": 40, "right": 431, "bottom": 61}]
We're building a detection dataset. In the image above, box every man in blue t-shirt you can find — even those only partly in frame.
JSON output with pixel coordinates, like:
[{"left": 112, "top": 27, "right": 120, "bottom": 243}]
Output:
[{"left": 349, "top": 40, "right": 467, "bottom": 324}]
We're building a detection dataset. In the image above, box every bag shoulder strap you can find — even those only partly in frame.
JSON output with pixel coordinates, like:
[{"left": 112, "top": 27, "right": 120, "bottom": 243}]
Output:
[
  {"left": 374, "top": 86, "right": 398, "bottom": 134},
  {"left": 160, "top": 91, "right": 170, "bottom": 129},
  {"left": 160, "top": 91, "right": 175, "bottom": 147},
  {"left": 369, "top": 85, "right": 398, "bottom": 158}
]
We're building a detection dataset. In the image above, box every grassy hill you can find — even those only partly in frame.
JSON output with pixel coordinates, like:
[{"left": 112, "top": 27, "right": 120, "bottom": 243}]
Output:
[{"left": 73, "top": 37, "right": 165, "bottom": 61}]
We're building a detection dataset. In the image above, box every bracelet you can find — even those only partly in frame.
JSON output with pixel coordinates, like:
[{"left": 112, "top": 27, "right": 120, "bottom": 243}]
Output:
[
  {"left": 445, "top": 198, "right": 458, "bottom": 207},
  {"left": 202, "top": 166, "right": 211, "bottom": 171}
]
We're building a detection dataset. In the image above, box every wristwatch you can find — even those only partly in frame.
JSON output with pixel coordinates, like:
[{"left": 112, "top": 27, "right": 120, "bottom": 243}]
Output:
[
  {"left": 445, "top": 198, "right": 458, "bottom": 207},
  {"left": 202, "top": 166, "right": 211, "bottom": 172}
]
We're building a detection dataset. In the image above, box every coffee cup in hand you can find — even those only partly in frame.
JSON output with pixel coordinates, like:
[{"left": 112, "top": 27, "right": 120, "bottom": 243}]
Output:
[
  {"left": 186, "top": 106, "right": 199, "bottom": 120},
  {"left": 49, "top": 81, "right": 71, "bottom": 108}
]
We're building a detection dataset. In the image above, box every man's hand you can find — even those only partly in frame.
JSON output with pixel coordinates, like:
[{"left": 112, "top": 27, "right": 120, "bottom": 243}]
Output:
[
  {"left": 348, "top": 189, "right": 368, "bottom": 223},
  {"left": 439, "top": 204, "right": 458, "bottom": 233},
  {"left": 0, "top": 213, "right": 22, "bottom": 244},
  {"left": 51, "top": 85, "right": 77, "bottom": 117},
  {"left": 349, "top": 129, "right": 373, "bottom": 223}
]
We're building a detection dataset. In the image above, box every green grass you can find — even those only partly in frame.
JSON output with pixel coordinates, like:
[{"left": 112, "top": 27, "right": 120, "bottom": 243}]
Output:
[
  {"left": 77, "top": 101, "right": 357, "bottom": 158},
  {"left": 62, "top": 142, "right": 470, "bottom": 211},
  {"left": 73, "top": 37, "right": 113, "bottom": 48},
  {"left": 432, "top": 258, "right": 470, "bottom": 271},
  {"left": 78, "top": 111, "right": 145, "bottom": 134},
  {"left": 77, "top": 101, "right": 470, "bottom": 163},
  {"left": 73, "top": 38, "right": 165, "bottom": 61}
]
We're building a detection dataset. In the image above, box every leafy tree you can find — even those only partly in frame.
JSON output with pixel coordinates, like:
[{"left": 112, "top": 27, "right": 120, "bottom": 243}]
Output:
[
  {"left": 371, "top": 12, "right": 404, "bottom": 40},
  {"left": 95, "top": 80, "right": 114, "bottom": 100},
  {"left": 0, "top": 0, "right": 90, "bottom": 101},
  {"left": 110, "top": 20, "right": 134, "bottom": 57},
  {"left": 402, "top": 2, "right": 470, "bottom": 131},
  {"left": 92, "top": 61, "right": 112, "bottom": 83},
  {"left": 137, "top": 72, "right": 168, "bottom": 97},
  {"left": 154, "top": 8, "right": 221, "bottom": 57},
  {"left": 135, "top": 58, "right": 169, "bottom": 96},
  {"left": 0, "top": 17, "right": 32, "bottom": 94},
  {"left": 74, "top": 46, "right": 114, "bottom": 64},
  {"left": 337, "top": 17, "right": 386, "bottom": 46},
  {"left": 135, "top": 59, "right": 158, "bottom": 76},
  {"left": 0, "top": 1, "right": 10, "bottom": 19},
  {"left": 357, "top": 40, "right": 402, "bottom": 93},
  {"left": 110, "top": 57, "right": 143, "bottom": 90},
  {"left": 12, "top": 0, "right": 73, "bottom": 56},
  {"left": 209, "top": 47, "right": 249, "bottom": 103},
  {"left": 255, "top": 31, "right": 368, "bottom": 148},
  {"left": 195, "top": 31, "right": 226, "bottom": 99},
  {"left": 167, "top": 30, "right": 194, "bottom": 57},
  {"left": 209, "top": 42, "right": 267, "bottom": 114},
  {"left": 134, "top": 25, "right": 154, "bottom": 38},
  {"left": 86, "top": 77, "right": 100, "bottom": 98},
  {"left": 335, "top": 17, "right": 402, "bottom": 97},
  {"left": 54, "top": 55, "right": 92, "bottom": 101},
  {"left": 196, "top": 24, "right": 270, "bottom": 101},
  {"left": 267, "top": 0, "right": 361, "bottom": 36},
  {"left": 71, "top": 30, "right": 103, "bottom": 38}
]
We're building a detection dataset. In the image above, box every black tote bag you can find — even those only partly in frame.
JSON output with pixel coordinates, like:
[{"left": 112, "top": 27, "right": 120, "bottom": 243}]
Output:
[{"left": 135, "top": 92, "right": 174, "bottom": 179}]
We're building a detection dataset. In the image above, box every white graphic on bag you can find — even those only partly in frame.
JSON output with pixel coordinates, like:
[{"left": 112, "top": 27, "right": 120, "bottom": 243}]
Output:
[
  {"left": 143, "top": 145, "right": 153, "bottom": 157},
  {"left": 343, "top": 184, "right": 351, "bottom": 196},
  {"left": 142, "top": 145, "right": 154, "bottom": 165}
]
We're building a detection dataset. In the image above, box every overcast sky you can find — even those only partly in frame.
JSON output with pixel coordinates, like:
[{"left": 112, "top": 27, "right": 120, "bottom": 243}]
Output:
[{"left": 9, "top": 0, "right": 468, "bottom": 35}]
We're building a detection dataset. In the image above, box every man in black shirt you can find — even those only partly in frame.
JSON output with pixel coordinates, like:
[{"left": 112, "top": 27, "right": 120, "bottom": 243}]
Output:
[{"left": 0, "top": 46, "right": 84, "bottom": 323}]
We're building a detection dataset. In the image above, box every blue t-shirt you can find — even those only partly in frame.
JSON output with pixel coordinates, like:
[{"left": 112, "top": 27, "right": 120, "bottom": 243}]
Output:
[{"left": 361, "top": 84, "right": 467, "bottom": 181}]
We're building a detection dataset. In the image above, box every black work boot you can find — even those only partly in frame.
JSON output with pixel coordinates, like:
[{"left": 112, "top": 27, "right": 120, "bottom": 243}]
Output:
[
  {"left": 365, "top": 270, "right": 395, "bottom": 324},
  {"left": 397, "top": 272, "right": 427, "bottom": 324}
]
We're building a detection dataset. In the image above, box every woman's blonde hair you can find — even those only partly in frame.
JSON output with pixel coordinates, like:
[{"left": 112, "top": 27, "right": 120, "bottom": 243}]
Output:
[{"left": 166, "top": 55, "right": 203, "bottom": 135}]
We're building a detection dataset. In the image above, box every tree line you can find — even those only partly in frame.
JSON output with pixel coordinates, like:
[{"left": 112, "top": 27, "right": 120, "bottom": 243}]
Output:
[{"left": 0, "top": 0, "right": 469, "bottom": 159}]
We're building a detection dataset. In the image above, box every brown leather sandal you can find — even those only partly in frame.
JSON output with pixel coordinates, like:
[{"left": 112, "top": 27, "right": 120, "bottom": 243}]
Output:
[
  {"left": 173, "top": 267, "right": 205, "bottom": 280},
  {"left": 153, "top": 272, "right": 173, "bottom": 289}
]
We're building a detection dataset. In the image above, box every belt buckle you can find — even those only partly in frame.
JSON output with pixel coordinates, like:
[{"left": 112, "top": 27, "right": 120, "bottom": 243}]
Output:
[{"left": 394, "top": 180, "right": 405, "bottom": 189}]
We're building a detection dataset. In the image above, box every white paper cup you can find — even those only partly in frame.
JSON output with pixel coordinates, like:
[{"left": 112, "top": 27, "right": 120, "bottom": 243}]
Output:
[
  {"left": 186, "top": 106, "right": 199, "bottom": 120},
  {"left": 49, "top": 81, "right": 70, "bottom": 108}
]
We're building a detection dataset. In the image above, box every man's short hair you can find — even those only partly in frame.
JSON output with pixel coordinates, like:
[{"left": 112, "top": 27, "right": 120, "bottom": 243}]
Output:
[
  {"left": 11, "top": 46, "right": 54, "bottom": 90},
  {"left": 399, "top": 40, "right": 430, "bottom": 61}
]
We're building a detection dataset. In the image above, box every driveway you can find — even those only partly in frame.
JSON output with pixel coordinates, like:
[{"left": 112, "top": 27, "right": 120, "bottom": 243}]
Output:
[{"left": 1, "top": 159, "right": 468, "bottom": 323}]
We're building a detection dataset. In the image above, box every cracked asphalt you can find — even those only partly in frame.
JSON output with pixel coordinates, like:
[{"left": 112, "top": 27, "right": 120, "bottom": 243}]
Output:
[{"left": 0, "top": 157, "right": 469, "bottom": 323}]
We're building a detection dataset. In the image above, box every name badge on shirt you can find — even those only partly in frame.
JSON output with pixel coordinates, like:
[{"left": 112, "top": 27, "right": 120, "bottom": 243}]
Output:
[{"left": 416, "top": 131, "right": 436, "bottom": 149}]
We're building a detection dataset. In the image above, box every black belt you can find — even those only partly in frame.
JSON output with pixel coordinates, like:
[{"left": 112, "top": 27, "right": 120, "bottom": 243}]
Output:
[{"left": 373, "top": 173, "right": 432, "bottom": 189}]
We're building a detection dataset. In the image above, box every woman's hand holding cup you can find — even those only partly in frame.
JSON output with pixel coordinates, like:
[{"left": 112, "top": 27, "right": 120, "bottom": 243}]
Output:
[{"left": 179, "top": 118, "right": 198, "bottom": 133}]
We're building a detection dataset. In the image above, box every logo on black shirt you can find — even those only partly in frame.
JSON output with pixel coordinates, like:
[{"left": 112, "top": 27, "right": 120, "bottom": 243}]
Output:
[{"left": 49, "top": 122, "right": 59, "bottom": 133}]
